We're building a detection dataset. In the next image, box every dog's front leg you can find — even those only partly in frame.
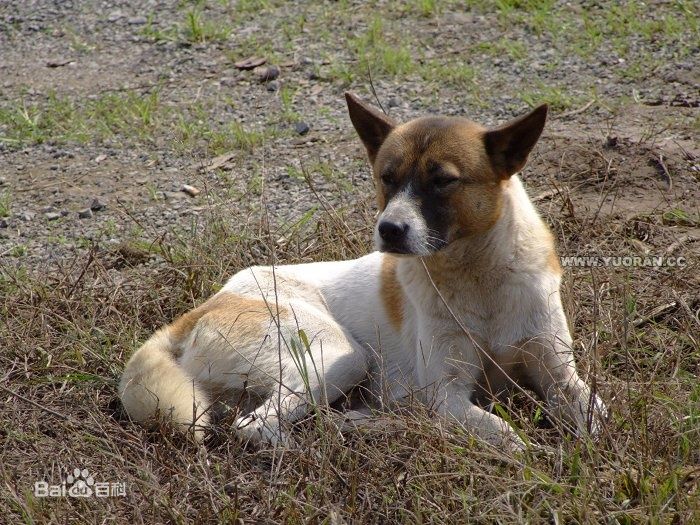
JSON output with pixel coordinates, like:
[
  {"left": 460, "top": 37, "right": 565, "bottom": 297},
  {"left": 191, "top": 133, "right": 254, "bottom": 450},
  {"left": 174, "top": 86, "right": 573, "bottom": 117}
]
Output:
[
  {"left": 521, "top": 334, "right": 607, "bottom": 438},
  {"left": 435, "top": 380, "right": 526, "bottom": 450},
  {"left": 416, "top": 326, "right": 525, "bottom": 450}
]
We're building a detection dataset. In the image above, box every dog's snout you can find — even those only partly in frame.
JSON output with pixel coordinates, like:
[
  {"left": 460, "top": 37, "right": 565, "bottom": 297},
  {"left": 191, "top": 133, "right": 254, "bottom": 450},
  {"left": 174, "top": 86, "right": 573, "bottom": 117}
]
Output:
[{"left": 378, "top": 220, "right": 409, "bottom": 243}]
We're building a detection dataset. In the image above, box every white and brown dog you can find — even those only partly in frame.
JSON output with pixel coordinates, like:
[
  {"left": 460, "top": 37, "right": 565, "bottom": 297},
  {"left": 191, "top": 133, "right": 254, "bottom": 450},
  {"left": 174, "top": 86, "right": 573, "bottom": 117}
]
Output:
[{"left": 119, "top": 93, "right": 606, "bottom": 449}]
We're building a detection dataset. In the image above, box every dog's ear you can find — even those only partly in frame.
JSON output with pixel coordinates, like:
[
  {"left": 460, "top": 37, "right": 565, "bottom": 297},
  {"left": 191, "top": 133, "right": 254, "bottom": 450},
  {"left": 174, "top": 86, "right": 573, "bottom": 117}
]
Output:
[
  {"left": 345, "top": 92, "right": 396, "bottom": 164},
  {"left": 484, "top": 104, "right": 547, "bottom": 179}
]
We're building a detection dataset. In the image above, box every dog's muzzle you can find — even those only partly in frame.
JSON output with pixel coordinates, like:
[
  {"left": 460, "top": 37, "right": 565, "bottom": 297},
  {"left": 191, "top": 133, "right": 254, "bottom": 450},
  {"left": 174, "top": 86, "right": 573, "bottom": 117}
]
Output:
[{"left": 374, "top": 191, "right": 434, "bottom": 256}]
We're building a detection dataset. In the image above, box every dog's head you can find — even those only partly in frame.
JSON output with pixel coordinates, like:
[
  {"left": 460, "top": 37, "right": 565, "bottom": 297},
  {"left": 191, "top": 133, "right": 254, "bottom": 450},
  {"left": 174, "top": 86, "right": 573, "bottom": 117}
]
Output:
[{"left": 346, "top": 93, "right": 547, "bottom": 256}]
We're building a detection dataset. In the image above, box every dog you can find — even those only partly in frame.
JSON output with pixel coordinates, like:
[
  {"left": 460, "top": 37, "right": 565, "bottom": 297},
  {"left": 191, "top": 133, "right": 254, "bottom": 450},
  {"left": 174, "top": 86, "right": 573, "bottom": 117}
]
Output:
[{"left": 119, "top": 93, "right": 606, "bottom": 449}]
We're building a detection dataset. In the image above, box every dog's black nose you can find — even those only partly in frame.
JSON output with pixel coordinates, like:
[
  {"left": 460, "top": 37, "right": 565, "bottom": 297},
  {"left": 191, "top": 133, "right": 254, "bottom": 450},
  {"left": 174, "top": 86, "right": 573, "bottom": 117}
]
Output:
[{"left": 378, "top": 220, "right": 409, "bottom": 244}]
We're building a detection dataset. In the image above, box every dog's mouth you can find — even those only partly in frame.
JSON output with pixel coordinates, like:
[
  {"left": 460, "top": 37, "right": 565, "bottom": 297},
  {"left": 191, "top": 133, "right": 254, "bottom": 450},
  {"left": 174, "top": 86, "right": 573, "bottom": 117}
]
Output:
[{"left": 376, "top": 238, "right": 447, "bottom": 257}]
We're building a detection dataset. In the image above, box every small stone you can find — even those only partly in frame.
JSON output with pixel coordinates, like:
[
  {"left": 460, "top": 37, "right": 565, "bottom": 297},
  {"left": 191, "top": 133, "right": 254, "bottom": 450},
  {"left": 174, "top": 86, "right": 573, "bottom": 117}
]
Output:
[
  {"left": 294, "top": 121, "right": 310, "bottom": 135},
  {"left": 181, "top": 184, "right": 201, "bottom": 197},
  {"left": 0, "top": 176, "right": 6, "bottom": 185},
  {"left": 107, "top": 10, "right": 125, "bottom": 22},
  {"left": 90, "top": 198, "right": 106, "bottom": 211},
  {"left": 128, "top": 16, "right": 147, "bottom": 25},
  {"left": 266, "top": 80, "right": 279, "bottom": 92},
  {"left": 388, "top": 97, "right": 400, "bottom": 108},
  {"left": 78, "top": 208, "right": 93, "bottom": 219},
  {"left": 164, "top": 191, "right": 187, "bottom": 201},
  {"left": 19, "top": 211, "right": 35, "bottom": 222},
  {"left": 300, "top": 56, "right": 314, "bottom": 66},
  {"left": 0, "top": 218, "right": 9, "bottom": 228},
  {"left": 45, "top": 212, "right": 60, "bottom": 221},
  {"left": 254, "top": 65, "right": 280, "bottom": 82}
]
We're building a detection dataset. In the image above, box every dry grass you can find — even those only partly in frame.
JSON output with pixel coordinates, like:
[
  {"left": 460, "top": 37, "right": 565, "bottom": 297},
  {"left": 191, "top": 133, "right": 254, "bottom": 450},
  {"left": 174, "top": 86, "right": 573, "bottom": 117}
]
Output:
[
  {"left": 0, "top": 0, "right": 698, "bottom": 522},
  {"left": 1, "top": 148, "right": 698, "bottom": 523}
]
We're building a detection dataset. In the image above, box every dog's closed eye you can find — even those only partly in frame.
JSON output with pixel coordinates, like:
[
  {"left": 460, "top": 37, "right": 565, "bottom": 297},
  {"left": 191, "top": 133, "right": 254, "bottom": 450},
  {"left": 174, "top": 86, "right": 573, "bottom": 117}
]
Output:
[
  {"left": 432, "top": 175, "right": 460, "bottom": 189},
  {"left": 380, "top": 173, "right": 396, "bottom": 187}
]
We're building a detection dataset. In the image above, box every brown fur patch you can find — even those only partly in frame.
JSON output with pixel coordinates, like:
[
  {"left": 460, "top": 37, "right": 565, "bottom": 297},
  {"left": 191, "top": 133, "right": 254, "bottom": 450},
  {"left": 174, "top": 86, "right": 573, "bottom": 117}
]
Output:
[
  {"left": 380, "top": 254, "right": 404, "bottom": 330},
  {"left": 169, "top": 293, "right": 284, "bottom": 350},
  {"left": 547, "top": 248, "right": 562, "bottom": 275}
]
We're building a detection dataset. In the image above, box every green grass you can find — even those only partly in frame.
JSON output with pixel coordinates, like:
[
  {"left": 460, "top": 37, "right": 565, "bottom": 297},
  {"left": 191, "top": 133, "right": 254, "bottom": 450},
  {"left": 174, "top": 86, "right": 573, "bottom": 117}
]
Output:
[
  {"left": 521, "top": 84, "right": 589, "bottom": 112},
  {"left": 0, "top": 91, "right": 162, "bottom": 146},
  {"left": 350, "top": 16, "right": 416, "bottom": 79},
  {"left": 0, "top": 191, "right": 10, "bottom": 217},
  {"left": 182, "top": 8, "right": 230, "bottom": 43},
  {"left": 140, "top": 7, "right": 231, "bottom": 44},
  {"left": 0, "top": 90, "right": 275, "bottom": 155}
]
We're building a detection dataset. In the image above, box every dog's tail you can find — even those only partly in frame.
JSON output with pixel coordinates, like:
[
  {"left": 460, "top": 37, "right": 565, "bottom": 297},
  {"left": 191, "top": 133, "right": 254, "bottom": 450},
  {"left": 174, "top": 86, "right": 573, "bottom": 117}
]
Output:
[{"left": 118, "top": 322, "right": 210, "bottom": 441}]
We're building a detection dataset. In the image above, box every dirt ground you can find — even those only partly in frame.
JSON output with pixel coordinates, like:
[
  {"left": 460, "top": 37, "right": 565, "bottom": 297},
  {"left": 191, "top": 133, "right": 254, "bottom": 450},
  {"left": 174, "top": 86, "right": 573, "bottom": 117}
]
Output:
[{"left": 1, "top": 1, "right": 698, "bottom": 523}]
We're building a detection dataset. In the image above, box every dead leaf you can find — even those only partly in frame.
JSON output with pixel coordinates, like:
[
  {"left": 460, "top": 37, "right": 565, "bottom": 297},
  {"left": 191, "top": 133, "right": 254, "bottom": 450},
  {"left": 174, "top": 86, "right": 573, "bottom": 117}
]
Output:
[
  {"left": 234, "top": 56, "right": 266, "bottom": 70},
  {"left": 46, "top": 58, "right": 74, "bottom": 68},
  {"left": 201, "top": 152, "right": 236, "bottom": 173}
]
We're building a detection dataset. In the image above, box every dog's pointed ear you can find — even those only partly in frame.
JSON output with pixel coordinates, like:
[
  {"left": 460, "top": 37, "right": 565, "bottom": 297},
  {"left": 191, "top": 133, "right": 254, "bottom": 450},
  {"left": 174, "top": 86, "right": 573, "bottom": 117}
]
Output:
[
  {"left": 345, "top": 92, "right": 396, "bottom": 164},
  {"left": 484, "top": 104, "right": 547, "bottom": 179}
]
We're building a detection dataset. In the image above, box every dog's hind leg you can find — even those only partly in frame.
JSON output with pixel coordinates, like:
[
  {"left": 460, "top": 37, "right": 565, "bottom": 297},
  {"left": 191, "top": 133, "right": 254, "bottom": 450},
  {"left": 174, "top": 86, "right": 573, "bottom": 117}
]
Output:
[{"left": 231, "top": 300, "right": 368, "bottom": 446}]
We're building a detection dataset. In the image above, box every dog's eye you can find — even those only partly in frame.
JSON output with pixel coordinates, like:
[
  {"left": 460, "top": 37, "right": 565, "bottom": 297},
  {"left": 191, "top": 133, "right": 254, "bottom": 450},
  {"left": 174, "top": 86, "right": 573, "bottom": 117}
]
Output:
[
  {"left": 381, "top": 174, "right": 395, "bottom": 186},
  {"left": 433, "top": 176, "right": 460, "bottom": 189}
]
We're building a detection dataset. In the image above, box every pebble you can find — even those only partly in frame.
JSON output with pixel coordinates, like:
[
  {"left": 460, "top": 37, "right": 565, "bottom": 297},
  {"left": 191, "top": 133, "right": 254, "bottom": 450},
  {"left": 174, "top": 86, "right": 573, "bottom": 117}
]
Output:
[
  {"left": 181, "top": 184, "right": 201, "bottom": 197},
  {"left": 254, "top": 65, "right": 280, "bottom": 82},
  {"left": 128, "top": 16, "right": 147, "bottom": 25},
  {"left": 90, "top": 198, "right": 107, "bottom": 211},
  {"left": 388, "top": 97, "right": 400, "bottom": 108},
  {"left": 19, "top": 211, "right": 35, "bottom": 222},
  {"left": 164, "top": 191, "right": 187, "bottom": 201},
  {"left": 107, "top": 11, "right": 125, "bottom": 22},
  {"left": 0, "top": 218, "right": 8, "bottom": 228},
  {"left": 294, "top": 121, "right": 310, "bottom": 135},
  {"left": 78, "top": 208, "right": 93, "bottom": 219},
  {"left": 45, "top": 212, "right": 61, "bottom": 221},
  {"left": 266, "top": 80, "right": 279, "bottom": 92}
]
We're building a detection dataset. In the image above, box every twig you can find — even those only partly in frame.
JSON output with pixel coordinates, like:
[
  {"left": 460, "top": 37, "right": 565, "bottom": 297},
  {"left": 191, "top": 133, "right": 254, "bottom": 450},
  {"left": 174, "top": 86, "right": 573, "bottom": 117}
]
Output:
[
  {"left": 367, "top": 64, "right": 387, "bottom": 116},
  {"left": 532, "top": 189, "right": 558, "bottom": 202},
  {"left": 556, "top": 99, "right": 595, "bottom": 119},
  {"left": 632, "top": 301, "right": 677, "bottom": 328},
  {"left": 654, "top": 154, "right": 673, "bottom": 190},
  {"left": 65, "top": 246, "right": 96, "bottom": 299},
  {"left": 666, "top": 235, "right": 690, "bottom": 254},
  {"left": 671, "top": 291, "right": 700, "bottom": 330}
]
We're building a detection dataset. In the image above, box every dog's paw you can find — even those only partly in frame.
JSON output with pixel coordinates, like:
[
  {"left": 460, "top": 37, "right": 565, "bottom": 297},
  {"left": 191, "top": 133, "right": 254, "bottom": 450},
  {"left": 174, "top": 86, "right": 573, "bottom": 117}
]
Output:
[
  {"left": 586, "top": 394, "right": 608, "bottom": 439},
  {"left": 234, "top": 413, "right": 291, "bottom": 447}
]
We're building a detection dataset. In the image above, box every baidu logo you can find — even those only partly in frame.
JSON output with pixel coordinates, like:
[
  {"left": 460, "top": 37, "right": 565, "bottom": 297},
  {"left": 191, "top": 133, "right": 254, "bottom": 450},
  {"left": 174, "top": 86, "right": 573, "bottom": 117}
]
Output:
[{"left": 34, "top": 468, "right": 126, "bottom": 498}]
